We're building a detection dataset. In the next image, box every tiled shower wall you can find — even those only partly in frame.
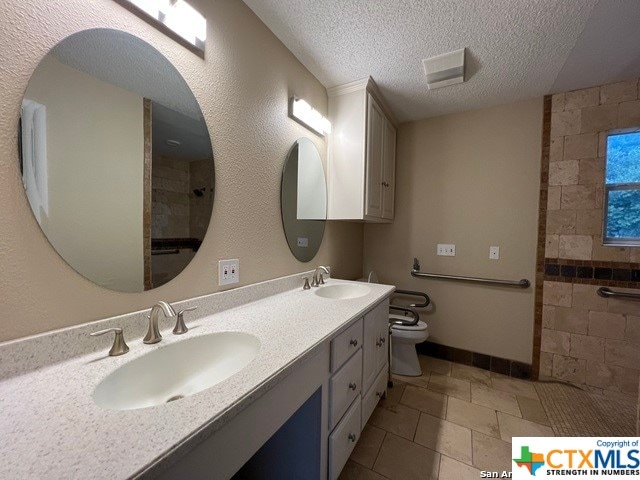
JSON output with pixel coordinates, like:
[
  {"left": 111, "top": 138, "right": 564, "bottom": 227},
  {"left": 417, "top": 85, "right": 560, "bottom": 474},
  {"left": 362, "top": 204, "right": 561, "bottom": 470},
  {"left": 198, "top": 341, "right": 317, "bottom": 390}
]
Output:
[
  {"left": 539, "top": 79, "right": 640, "bottom": 400},
  {"left": 152, "top": 156, "right": 191, "bottom": 239}
]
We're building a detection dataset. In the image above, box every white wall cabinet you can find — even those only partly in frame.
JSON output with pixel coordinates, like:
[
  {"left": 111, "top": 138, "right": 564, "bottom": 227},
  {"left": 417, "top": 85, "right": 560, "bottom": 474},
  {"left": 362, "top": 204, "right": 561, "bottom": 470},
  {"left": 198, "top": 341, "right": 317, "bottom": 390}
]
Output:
[{"left": 328, "top": 77, "right": 397, "bottom": 222}]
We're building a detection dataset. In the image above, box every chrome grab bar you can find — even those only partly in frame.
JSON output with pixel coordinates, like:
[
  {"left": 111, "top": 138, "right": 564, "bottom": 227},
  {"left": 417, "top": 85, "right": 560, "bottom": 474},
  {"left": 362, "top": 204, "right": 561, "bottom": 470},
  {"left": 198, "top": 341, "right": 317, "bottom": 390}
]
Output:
[
  {"left": 597, "top": 287, "right": 640, "bottom": 300},
  {"left": 411, "top": 258, "right": 530, "bottom": 288}
]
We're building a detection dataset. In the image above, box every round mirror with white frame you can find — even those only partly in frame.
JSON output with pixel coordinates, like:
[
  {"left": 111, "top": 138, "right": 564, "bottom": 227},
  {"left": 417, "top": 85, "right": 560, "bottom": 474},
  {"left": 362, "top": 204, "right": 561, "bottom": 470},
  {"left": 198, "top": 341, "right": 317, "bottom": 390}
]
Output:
[
  {"left": 280, "top": 138, "right": 327, "bottom": 262},
  {"left": 19, "top": 28, "right": 214, "bottom": 292}
]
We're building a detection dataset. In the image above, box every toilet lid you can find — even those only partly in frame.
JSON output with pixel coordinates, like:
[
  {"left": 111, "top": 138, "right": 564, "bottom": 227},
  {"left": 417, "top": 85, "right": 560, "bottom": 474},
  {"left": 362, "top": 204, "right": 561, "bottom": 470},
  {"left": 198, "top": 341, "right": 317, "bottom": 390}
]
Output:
[{"left": 390, "top": 316, "right": 428, "bottom": 331}]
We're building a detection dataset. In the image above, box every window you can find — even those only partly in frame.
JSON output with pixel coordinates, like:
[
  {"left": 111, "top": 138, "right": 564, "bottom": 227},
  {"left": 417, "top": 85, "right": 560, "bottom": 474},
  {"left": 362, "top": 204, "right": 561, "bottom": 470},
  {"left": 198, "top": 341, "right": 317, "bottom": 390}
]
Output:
[
  {"left": 115, "top": 0, "right": 206, "bottom": 55},
  {"left": 603, "top": 130, "right": 640, "bottom": 245}
]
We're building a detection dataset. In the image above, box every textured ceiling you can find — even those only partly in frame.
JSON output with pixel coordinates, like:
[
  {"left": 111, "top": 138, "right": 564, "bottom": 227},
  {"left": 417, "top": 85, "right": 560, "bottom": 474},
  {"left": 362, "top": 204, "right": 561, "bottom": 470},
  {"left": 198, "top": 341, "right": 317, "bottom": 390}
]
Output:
[
  {"left": 551, "top": 0, "right": 640, "bottom": 93},
  {"left": 242, "top": 0, "right": 623, "bottom": 122},
  {"left": 51, "top": 28, "right": 202, "bottom": 119},
  {"left": 152, "top": 102, "right": 212, "bottom": 160},
  {"left": 50, "top": 28, "right": 211, "bottom": 161}
]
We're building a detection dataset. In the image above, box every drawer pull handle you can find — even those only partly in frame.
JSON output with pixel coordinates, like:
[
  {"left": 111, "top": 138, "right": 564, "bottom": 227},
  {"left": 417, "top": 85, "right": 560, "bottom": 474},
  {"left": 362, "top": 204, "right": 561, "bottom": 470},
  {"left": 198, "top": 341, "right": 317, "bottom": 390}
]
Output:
[
  {"left": 348, "top": 433, "right": 357, "bottom": 442},
  {"left": 348, "top": 382, "right": 357, "bottom": 391},
  {"left": 349, "top": 339, "right": 358, "bottom": 347}
]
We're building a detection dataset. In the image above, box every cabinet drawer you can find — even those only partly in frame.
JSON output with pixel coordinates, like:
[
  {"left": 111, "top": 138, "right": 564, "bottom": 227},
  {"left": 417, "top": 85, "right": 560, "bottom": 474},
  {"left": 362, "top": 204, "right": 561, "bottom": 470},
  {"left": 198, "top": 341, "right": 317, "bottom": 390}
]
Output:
[
  {"left": 330, "top": 318, "right": 363, "bottom": 372},
  {"left": 361, "top": 367, "right": 387, "bottom": 428},
  {"left": 329, "top": 397, "right": 361, "bottom": 480},
  {"left": 329, "top": 349, "right": 362, "bottom": 429}
]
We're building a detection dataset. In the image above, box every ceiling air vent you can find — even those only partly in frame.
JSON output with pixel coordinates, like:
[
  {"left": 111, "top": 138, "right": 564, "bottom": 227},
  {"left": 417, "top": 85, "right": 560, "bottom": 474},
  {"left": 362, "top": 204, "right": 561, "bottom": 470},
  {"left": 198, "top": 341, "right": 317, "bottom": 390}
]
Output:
[{"left": 422, "top": 48, "right": 466, "bottom": 90}]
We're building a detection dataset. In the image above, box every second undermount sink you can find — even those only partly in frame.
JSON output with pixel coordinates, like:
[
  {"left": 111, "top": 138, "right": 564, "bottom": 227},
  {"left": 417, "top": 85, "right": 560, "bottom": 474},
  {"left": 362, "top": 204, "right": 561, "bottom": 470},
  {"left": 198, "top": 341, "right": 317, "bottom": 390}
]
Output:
[
  {"left": 314, "top": 283, "right": 371, "bottom": 300},
  {"left": 93, "top": 332, "right": 260, "bottom": 411}
]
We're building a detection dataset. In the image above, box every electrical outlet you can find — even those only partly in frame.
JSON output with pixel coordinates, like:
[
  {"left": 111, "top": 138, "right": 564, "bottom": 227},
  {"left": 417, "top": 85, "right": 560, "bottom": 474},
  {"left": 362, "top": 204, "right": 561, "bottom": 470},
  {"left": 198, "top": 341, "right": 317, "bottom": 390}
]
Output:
[
  {"left": 437, "top": 244, "right": 456, "bottom": 256},
  {"left": 489, "top": 246, "right": 500, "bottom": 260},
  {"left": 218, "top": 259, "right": 239, "bottom": 286}
]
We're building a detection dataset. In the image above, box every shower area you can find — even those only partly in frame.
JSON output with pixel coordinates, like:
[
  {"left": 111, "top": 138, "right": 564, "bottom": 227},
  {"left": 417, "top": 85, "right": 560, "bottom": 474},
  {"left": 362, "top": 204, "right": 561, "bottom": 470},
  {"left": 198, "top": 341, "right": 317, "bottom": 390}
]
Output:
[
  {"left": 533, "top": 88, "right": 640, "bottom": 435},
  {"left": 147, "top": 101, "right": 214, "bottom": 289}
]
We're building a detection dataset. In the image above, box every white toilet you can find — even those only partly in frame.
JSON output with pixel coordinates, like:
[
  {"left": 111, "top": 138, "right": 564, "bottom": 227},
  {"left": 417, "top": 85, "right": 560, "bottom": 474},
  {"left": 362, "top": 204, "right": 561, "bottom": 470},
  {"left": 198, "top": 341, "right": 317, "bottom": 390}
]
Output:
[
  {"left": 389, "top": 314, "right": 429, "bottom": 376},
  {"left": 363, "top": 272, "right": 430, "bottom": 377}
]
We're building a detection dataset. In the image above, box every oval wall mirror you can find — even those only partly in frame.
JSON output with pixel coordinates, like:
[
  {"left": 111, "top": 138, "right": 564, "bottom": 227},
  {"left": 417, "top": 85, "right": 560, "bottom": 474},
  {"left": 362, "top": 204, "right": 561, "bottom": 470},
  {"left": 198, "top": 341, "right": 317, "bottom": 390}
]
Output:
[
  {"left": 280, "top": 138, "right": 326, "bottom": 262},
  {"left": 19, "top": 29, "right": 214, "bottom": 292}
]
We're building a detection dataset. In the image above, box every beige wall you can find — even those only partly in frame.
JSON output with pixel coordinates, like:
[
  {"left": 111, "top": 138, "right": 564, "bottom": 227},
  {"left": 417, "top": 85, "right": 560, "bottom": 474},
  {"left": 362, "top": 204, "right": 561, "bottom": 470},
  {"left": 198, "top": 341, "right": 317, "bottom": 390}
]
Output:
[
  {"left": 364, "top": 99, "right": 543, "bottom": 364},
  {"left": 541, "top": 80, "right": 640, "bottom": 398},
  {"left": 0, "top": 0, "right": 363, "bottom": 342},
  {"left": 26, "top": 55, "right": 144, "bottom": 293}
]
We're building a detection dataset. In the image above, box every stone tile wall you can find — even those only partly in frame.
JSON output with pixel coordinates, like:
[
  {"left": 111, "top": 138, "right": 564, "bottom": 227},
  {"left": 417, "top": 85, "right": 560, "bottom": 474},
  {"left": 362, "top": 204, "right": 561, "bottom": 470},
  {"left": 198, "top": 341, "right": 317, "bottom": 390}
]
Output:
[
  {"left": 189, "top": 158, "right": 214, "bottom": 240},
  {"left": 540, "top": 79, "right": 640, "bottom": 400},
  {"left": 541, "top": 282, "right": 639, "bottom": 399},
  {"left": 152, "top": 156, "right": 191, "bottom": 239},
  {"left": 152, "top": 156, "right": 188, "bottom": 287}
]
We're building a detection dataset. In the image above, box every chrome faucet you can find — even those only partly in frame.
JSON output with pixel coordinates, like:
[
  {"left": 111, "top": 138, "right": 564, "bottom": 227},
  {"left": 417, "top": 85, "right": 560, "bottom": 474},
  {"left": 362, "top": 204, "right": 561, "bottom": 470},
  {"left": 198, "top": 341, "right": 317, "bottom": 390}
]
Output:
[
  {"left": 143, "top": 301, "right": 177, "bottom": 344},
  {"left": 311, "top": 266, "right": 330, "bottom": 287}
]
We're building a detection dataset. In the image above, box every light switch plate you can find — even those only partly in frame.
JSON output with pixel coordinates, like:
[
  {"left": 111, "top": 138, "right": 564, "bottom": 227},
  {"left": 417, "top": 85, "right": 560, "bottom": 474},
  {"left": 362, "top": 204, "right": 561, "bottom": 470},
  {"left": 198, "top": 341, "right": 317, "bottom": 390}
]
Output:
[
  {"left": 437, "top": 244, "right": 456, "bottom": 256},
  {"left": 218, "top": 259, "right": 239, "bottom": 285},
  {"left": 489, "top": 246, "right": 500, "bottom": 260}
]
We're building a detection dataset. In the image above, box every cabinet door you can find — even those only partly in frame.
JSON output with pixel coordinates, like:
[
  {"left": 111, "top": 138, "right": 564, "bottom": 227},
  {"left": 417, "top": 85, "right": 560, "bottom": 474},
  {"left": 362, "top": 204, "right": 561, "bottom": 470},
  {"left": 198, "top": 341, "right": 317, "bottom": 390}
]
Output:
[
  {"left": 362, "top": 311, "right": 378, "bottom": 393},
  {"left": 382, "top": 119, "right": 396, "bottom": 220},
  {"left": 363, "top": 300, "right": 389, "bottom": 391},
  {"left": 364, "top": 94, "right": 384, "bottom": 218},
  {"left": 375, "top": 298, "right": 390, "bottom": 372}
]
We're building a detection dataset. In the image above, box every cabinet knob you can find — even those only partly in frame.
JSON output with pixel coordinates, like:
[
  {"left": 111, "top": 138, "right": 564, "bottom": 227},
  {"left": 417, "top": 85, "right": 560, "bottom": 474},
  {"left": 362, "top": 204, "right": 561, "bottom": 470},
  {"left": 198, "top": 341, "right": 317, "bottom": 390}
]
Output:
[
  {"left": 381, "top": 181, "right": 390, "bottom": 187},
  {"left": 349, "top": 338, "right": 358, "bottom": 347},
  {"left": 376, "top": 391, "right": 384, "bottom": 398},
  {"left": 376, "top": 339, "right": 382, "bottom": 347},
  {"left": 348, "top": 382, "right": 357, "bottom": 391},
  {"left": 348, "top": 433, "right": 357, "bottom": 442},
  {"left": 379, "top": 336, "right": 386, "bottom": 344}
]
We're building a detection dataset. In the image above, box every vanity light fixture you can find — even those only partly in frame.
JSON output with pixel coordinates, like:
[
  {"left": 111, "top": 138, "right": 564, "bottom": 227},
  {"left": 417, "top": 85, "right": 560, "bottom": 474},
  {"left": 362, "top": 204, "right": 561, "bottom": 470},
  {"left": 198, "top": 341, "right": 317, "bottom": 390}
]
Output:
[
  {"left": 114, "top": 0, "right": 206, "bottom": 55},
  {"left": 289, "top": 97, "right": 332, "bottom": 137}
]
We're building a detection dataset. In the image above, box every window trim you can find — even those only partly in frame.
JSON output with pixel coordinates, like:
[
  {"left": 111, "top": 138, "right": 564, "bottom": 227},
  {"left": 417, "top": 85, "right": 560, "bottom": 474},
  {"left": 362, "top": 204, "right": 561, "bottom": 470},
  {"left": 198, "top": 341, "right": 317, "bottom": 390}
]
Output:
[{"left": 602, "top": 129, "right": 640, "bottom": 246}]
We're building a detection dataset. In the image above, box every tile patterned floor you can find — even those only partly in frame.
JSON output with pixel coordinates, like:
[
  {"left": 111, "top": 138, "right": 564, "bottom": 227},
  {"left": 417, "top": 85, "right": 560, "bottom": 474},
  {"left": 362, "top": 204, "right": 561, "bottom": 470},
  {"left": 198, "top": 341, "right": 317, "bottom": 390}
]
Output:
[
  {"left": 535, "top": 382, "right": 636, "bottom": 436},
  {"left": 339, "top": 355, "right": 556, "bottom": 480}
]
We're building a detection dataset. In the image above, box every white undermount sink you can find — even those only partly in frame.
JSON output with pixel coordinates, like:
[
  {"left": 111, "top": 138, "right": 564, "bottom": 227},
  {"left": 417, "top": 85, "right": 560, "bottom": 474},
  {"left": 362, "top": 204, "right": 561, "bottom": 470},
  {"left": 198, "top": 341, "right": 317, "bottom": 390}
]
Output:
[
  {"left": 314, "top": 283, "right": 371, "bottom": 300},
  {"left": 93, "top": 332, "right": 260, "bottom": 411}
]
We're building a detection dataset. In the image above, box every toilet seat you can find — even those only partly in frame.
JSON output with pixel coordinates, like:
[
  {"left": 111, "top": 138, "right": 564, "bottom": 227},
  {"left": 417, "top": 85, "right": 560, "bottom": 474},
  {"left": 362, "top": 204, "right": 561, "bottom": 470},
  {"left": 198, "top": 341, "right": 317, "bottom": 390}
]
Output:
[
  {"left": 362, "top": 271, "right": 430, "bottom": 376},
  {"left": 389, "top": 316, "right": 428, "bottom": 332}
]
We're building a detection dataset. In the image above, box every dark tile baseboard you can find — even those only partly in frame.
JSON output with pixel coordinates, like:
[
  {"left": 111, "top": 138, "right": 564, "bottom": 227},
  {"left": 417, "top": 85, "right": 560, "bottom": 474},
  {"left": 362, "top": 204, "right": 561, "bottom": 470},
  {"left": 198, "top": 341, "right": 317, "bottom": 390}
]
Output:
[
  {"left": 544, "top": 258, "right": 640, "bottom": 287},
  {"left": 416, "top": 341, "right": 533, "bottom": 380}
]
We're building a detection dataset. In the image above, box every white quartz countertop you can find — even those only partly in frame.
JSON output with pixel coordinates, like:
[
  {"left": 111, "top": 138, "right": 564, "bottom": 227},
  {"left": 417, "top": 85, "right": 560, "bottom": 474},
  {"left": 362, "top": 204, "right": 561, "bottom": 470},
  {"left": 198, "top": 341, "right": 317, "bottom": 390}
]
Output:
[{"left": 0, "top": 278, "right": 394, "bottom": 480}]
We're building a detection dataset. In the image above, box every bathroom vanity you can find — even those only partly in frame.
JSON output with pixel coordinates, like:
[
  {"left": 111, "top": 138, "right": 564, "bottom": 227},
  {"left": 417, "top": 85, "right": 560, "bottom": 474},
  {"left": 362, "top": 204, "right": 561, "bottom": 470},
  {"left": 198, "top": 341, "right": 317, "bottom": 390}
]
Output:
[
  {"left": 1, "top": 19, "right": 393, "bottom": 480},
  {"left": 0, "top": 273, "right": 393, "bottom": 479}
]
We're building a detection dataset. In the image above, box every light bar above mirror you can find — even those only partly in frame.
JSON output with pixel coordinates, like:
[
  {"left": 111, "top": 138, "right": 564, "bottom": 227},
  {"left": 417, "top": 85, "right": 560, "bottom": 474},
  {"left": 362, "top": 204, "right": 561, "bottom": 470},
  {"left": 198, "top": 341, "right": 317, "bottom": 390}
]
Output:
[
  {"left": 289, "top": 97, "right": 332, "bottom": 137},
  {"left": 114, "top": 0, "right": 206, "bottom": 55}
]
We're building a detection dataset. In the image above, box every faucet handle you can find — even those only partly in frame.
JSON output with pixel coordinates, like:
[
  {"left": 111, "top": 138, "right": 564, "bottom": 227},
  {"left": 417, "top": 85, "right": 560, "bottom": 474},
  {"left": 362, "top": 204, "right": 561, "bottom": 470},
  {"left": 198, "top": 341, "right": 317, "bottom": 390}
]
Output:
[
  {"left": 90, "top": 327, "right": 129, "bottom": 356},
  {"left": 303, "top": 277, "right": 311, "bottom": 290},
  {"left": 319, "top": 273, "right": 325, "bottom": 285},
  {"left": 174, "top": 306, "right": 197, "bottom": 335}
]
